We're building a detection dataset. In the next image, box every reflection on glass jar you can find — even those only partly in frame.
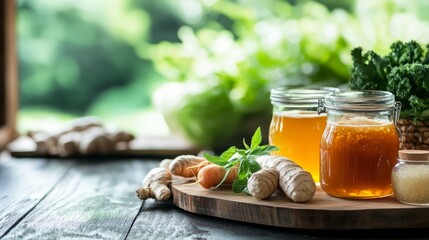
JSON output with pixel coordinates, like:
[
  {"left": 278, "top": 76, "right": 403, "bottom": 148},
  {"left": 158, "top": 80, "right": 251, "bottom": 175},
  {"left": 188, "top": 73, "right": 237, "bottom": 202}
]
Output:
[
  {"left": 269, "top": 87, "right": 339, "bottom": 183},
  {"left": 318, "top": 90, "right": 401, "bottom": 199}
]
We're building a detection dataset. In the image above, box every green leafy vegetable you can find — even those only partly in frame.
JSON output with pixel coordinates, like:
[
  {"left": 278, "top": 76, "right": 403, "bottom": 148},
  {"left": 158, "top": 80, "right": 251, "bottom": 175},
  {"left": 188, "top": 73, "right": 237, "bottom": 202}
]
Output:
[
  {"left": 349, "top": 40, "right": 429, "bottom": 121},
  {"left": 349, "top": 47, "right": 389, "bottom": 90},
  {"left": 203, "top": 127, "right": 279, "bottom": 193}
]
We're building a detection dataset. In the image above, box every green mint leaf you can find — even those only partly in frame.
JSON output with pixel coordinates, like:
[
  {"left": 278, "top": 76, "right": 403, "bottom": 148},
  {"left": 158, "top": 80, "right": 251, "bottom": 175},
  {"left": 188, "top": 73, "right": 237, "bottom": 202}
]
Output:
[
  {"left": 250, "top": 127, "right": 262, "bottom": 150},
  {"left": 249, "top": 145, "right": 279, "bottom": 156},
  {"left": 224, "top": 161, "right": 238, "bottom": 169},
  {"left": 236, "top": 149, "right": 247, "bottom": 155},
  {"left": 232, "top": 178, "right": 248, "bottom": 193},
  {"left": 249, "top": 158, "right": 261, "bottom": 173},
  {"left": 203, "top": 153, "right": 229, "bottom": 166},
  {"left": 227, "top": 152, "right": 241, "bottom": 162},
  {"left": 243, "top": 138, "right": 250, "bottom": 150},
  {"left": 238, "top": 159, "right": 249, "bottom": 179},
  {"left": 202, "top": 127, "right": 279, "bottom": 194},
  {"left": 220, "top": 146, "right": 237, "bottom": 160}
]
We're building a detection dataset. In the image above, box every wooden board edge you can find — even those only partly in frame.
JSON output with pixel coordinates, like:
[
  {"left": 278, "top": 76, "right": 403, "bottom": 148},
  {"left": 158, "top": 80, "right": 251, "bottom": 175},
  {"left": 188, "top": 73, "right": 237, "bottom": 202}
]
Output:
[{"left": 171, "top": 184, "right": 429, "bottom": 230}]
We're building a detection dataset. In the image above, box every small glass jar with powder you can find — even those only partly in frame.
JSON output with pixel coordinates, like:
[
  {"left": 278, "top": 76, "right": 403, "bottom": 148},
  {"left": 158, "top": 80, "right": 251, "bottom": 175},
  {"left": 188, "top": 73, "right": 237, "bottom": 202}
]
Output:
[{"left": 392, "top": 150, "right": 429, "bottom": 205}]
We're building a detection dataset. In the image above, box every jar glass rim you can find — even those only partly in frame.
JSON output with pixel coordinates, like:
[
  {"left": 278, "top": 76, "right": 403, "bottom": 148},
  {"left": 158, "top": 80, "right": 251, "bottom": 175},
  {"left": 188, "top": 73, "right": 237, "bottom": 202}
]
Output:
[
  {"left": 323, "top": 90, "right": 396, "bottom": 111},
  {"left": 398, "top": 158, "right": 429, "bottom": 163},
  {"left": 270, "top": 87, "right": 339, "bottom": 105}
]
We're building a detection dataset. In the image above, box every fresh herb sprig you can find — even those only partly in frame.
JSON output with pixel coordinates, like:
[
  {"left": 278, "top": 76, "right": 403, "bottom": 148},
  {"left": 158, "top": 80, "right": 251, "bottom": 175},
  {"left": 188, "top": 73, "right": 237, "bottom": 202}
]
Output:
[{"left": 203, "top": 127, "right": 279, "bottom": 193}]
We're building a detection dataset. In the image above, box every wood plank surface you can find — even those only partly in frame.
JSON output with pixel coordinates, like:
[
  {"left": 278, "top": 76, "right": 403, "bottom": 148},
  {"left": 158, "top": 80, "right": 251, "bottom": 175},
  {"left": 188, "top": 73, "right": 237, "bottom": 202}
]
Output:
[
  {"left": 0, "top": 153, "right": 72, "bottom": 237},
  {"left": 1, "top": 159, "right": 153, "bottom": 239},
  {"left": 128, "top": 198, "right": 318, "bottom": 240},
  {"left": 172, "top": 183, "right": 429, "bottom": 230},
  {"left": 1, "top": 156, "right": 429, "bottom": 239}
]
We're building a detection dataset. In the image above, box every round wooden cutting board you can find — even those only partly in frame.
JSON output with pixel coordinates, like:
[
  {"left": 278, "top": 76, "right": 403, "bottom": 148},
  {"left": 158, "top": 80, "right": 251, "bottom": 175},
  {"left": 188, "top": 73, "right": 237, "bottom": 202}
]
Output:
[{"left": 172, "top": 184, "right": 429, "bottom": 230}]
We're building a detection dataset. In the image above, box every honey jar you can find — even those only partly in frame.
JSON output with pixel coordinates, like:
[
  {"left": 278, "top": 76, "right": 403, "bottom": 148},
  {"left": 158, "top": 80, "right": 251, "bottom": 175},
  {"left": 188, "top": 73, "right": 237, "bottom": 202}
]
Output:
[
  {"left": 392, "top": 150, "right": 429, "bottom": 205},
  {"left": 269, "top": 87, "right": 339, "bottom": 182},
  {"left": 318, "top": 90, "right": 401, "bottom": 199}
]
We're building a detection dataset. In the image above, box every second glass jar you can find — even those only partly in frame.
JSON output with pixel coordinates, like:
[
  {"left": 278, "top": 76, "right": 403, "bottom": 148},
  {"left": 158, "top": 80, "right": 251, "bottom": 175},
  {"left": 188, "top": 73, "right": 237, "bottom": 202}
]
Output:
[
  {"left": 269, "top": 87, "right": 339, "bottom": 182},
  {"left": 318, "top": 90, "right": 401, "bottom": 199}
]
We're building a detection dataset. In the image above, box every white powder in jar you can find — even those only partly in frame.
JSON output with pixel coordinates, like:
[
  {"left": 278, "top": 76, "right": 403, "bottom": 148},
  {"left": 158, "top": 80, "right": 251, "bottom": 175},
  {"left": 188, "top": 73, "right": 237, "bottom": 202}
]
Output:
[
  {"left": 392, "top": 161, "right": 429, "bottom": 205},
  {"left": 392, "top": 164, "right": 429, "bottom": 204}
]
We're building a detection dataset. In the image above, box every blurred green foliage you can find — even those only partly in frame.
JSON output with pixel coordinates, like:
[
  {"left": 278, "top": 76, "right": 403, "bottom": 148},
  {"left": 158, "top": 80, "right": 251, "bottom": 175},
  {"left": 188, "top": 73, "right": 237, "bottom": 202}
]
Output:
[
  {"left": 17, "top": 0, "right": 234, "bottom": 116},
  {"left": 18, "top": 0, "right": 150, "bottom": 115},
  {"left": 17, "top": 0, "right": 429, "bottom": 145},
  {"left": 146, "top": 0, "right": 429, "bottom": 147}
]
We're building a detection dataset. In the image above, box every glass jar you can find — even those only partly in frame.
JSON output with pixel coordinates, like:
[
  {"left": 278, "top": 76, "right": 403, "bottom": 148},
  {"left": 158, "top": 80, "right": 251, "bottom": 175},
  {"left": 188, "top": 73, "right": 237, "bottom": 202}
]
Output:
[
  {"left": 392, "top": 150, "right": 429, "bottom": 205},
  {"left": 269, "top": 87, "right": 339, "bottom": 182},
  {"left": 318, "top": 90, "right": 401, "bottom": 199}
]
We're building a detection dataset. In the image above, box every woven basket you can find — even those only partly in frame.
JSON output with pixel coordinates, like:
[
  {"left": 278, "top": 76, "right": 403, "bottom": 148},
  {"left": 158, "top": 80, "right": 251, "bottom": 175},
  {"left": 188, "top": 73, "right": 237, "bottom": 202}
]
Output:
[{"left": 398, "top": 119, "right": 429, "bottom": 150}]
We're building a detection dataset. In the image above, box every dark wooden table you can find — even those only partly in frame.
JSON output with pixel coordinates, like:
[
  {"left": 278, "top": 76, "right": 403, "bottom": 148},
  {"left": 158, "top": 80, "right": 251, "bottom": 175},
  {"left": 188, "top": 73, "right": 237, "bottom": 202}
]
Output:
[{"left": 1, "top": 152, "right": 428, "bottom": 240}]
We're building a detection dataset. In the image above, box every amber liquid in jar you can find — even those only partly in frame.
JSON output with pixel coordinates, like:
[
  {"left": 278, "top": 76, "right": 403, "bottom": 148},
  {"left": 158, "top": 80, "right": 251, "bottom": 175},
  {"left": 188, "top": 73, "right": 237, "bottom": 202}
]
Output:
[
  {"left": 269, "top": 110, "right": 327, "bottom": 182},
  {"left": 320, "top": 117, "right": 399, "bottom": 198}
]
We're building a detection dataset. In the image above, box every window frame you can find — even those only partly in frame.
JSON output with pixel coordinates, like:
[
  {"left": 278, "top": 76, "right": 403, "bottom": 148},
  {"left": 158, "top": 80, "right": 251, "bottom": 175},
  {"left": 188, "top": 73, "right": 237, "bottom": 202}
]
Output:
[{"left": 0, "top": 0, "right": 18, "bottom": 150}]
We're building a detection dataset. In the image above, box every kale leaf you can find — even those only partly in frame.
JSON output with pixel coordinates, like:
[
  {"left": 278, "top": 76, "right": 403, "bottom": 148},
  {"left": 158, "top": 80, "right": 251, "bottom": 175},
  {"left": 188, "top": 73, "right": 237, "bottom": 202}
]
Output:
[
  {"left": 349, "top": 41, "right": 429, "bottom": 121},
  {"left": 386, "top": 41, "right": 425, "bottom": 66},
  {"left": 349, "top": 47, "right": 389, "bottom": 91},
  {"left": 386, "top": 63, "right": 429, "bottom": 101}
]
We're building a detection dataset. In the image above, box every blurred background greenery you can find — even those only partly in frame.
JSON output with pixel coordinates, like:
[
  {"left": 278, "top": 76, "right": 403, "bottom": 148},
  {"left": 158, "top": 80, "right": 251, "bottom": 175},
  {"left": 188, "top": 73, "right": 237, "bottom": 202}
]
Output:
[{"left": 17, "top": 0, "right": 429, "bottom": 148}]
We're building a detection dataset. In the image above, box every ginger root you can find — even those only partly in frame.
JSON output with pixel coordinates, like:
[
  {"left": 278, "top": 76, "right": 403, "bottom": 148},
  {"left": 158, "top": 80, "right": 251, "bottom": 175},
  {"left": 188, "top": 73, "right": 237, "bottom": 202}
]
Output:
[
  {"left": 256, "top": 155, "right": 316, "bottom": 202},
  {"left": 247, "top": 168, "right": 279, "bottom": 200},
  {"left": 136, "top": 167, "right": 172, "bottom": 201},
  {"left": 169, "top": 155, "right": 208, "bottom": 177},
  {"left": 28, "top": 131, "right": 55, "bottom": 155},
  {"left": 67, "top": 116, "right": 103, "bottom": 132},
  {"left": 79, "top": 127, "right": 114, "bottom": 155},
  {"left": 57, "top": 132, "right": 81, "bottom": 157},
  {"left": 159, "top": 159, "right": 173, "bottom": 169},
  {"left": 26, "top": 116, "right": 135, "bottom": 156}
]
